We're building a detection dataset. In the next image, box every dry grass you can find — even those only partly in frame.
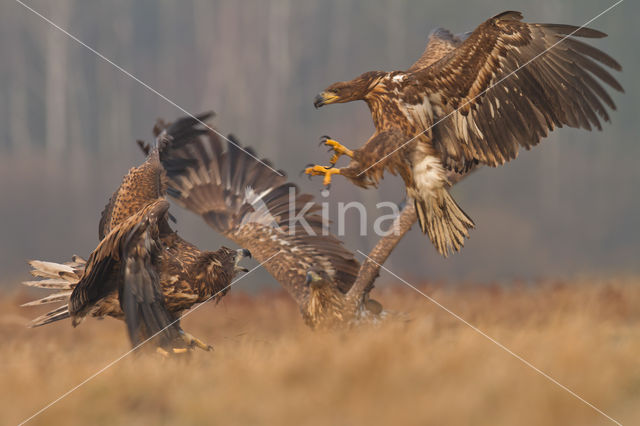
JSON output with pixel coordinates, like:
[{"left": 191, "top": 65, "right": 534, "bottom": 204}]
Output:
[{"left": 2, "top": 278, "right": 640, "bottom": 426}]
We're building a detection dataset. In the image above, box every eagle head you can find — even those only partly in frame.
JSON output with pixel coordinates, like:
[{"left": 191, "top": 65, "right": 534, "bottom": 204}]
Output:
[
  {"left": 314, "top": 71, "right": 384, "bottom": 108},
  {"left": 305, "top": 270, "right": 330, "bottom": 289},
  {"left": 233, "top": 248, "right": 252, "bottom": 273},
  {"left": 201, "top": 247, "right": 251, "bottom": 279}
]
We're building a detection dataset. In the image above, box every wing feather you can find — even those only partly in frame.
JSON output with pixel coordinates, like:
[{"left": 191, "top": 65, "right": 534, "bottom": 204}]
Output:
[
  {"left": 408, "top": 28, "right": 466, "bottom": 71},
  {"left": 71, "top": 200, "right": 180, "bottom": 347},
  {"left": 146, "top": 117, "right": 360, "bottom": 305},
  {"left": 98, "top": 148, "right": 167, "bottom": 239},
  {"left": 409, "top": 11, "right": 622, "bottom": 171}
]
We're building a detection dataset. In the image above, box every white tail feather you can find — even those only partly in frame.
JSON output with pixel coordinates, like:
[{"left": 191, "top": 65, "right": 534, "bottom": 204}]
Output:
[
  {"left": 22, "top": 258, "right": 85, "bottom": 327},
  {"left": 21, "top": 291, "right": 73, "bottom": 307},
  {"left": 70, "top": 254, "right": 87, "bottom": 265},
  {"left": 22, "top": 279, "right": 76, "bottom": 289},
  {"left": 28, "top": 260, "right": 76, "bottom": 278},
  {"left": 28, "top": 305, "right": 70, "bottom": 328},
  {"left": 415, "top": 188, "right": 475, "bottom": 257}
]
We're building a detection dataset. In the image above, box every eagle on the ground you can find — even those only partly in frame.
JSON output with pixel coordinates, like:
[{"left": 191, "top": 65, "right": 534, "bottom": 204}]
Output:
[
  {"left": 143, "top": 113, "right": 432, "bottom": 329},
  {"left": 23, "top": 115, "right": 250, "bottom": 353},
  {"left": 307, "top": 11, "right": 623, "bottom": 257}
]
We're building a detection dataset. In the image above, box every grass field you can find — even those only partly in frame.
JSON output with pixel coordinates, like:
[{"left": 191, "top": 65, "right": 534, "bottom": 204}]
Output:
[{"left": 2, "top": 278, "right": 640, "bottom": 426}]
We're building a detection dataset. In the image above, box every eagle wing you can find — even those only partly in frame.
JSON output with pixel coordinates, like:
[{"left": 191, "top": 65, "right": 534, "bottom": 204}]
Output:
[
  {"left": 71, "top": 199, "right": 181, "bottom": 347},
  {"left": 98, "top": 139, "right": 168, "bottom": 239},
  {"left": 407, "top": 28, "right": 468, "bottom": 71},
  {"left": 146, "top": 115, "right": 361, "bottom": 307},
  {"left": 409, "top": 11, "right": 623, "bottom": 171}
]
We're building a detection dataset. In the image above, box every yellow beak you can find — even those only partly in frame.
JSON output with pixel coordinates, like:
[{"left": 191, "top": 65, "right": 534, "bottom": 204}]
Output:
[{"left": 314, "top": 92, "right": 339, "bottom": 108}]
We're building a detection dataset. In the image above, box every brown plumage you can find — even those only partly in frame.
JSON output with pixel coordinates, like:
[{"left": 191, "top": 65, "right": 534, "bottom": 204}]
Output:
[
  {"left": 23, "top": 115, "right": 250, "bottom": 351},
  {"left": 146, "top": 113, "right": 435, "bottom": 329},
  {"left": 145, "top": 115, "right": 361, "bottom": 328},
  {"left": 310, "top": 11, "right": 623, "bottom": 257}
]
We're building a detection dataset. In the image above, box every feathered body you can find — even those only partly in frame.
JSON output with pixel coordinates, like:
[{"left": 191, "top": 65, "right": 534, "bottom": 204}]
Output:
[
  {"left": 24, "top": 116, "right": 249, "bottom": 350},
  {"left": 144, "top": 115, "right": 394, "bottom": 329},
  {"left": 146, "top": 118, "right": 360, "bottom": 327},
  {"left": 313, "top": 11, "right": 623, "bottom": 257},
  {"left": 25, "top": 111, "right": 465, "bottom": 333}
]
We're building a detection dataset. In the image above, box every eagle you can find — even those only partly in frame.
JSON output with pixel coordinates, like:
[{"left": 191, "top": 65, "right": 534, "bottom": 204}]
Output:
[
  {"left": 143, "top": 113, "right": 435, "bottom": 329},
  {"left": 307, "top": 11, "right": 623, "bottom": 257},
  {"left": 23, "top": 115, "right": 251, "bottom": 354}
]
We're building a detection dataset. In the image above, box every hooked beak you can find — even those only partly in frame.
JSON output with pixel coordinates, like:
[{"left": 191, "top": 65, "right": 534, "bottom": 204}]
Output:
[
  {"left": 314, "top": 92, "right": 338, "bottom": 109},
  {"left": 234, "top": 248, "right": 252, "bottom": 273},
  {"left": 305, "top": 271, "right": 326, "bottom": 290}
]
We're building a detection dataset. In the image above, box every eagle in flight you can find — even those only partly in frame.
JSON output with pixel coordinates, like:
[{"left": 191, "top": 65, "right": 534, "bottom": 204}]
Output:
[
  {"left": 23, "top": 115, "right": 251, "bottom": 354},
  {"left": 145, "top": 114, "right": 389, "bottom": 329},
  {"left": 150, "top": 114, "right": 466, "bottom": 328},
  {"left": 306, "top": 11, "right": 623, "bottom": 257},
  {"left": 24, "top": 112, "right": 425, "bottom": 336}
]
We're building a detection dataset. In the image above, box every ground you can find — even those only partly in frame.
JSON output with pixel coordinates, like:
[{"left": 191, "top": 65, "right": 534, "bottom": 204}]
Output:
[{"left": 2, "top": 278, "right": 640, "bottom": 426}]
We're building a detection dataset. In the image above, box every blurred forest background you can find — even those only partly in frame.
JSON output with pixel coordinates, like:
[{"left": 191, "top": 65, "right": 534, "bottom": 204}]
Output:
[{"left": 0, "top": 0, "right": 637, "bottom": 289}]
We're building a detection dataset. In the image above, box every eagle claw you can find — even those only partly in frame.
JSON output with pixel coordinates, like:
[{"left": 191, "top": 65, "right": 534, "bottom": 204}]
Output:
[
  {"left": 318, "top": 135, "right": 332, "bottom": 146},
  {"left": 181, "top": 331, "right": 214, "bottom": 352},
  {"left": 320, "top": 136, "right": 354, "bottom": 165},
  {"left": 304, "top": 165, "right": 341, "bottom": 186},
  {"left": 156, "top": 347, "right": 192, "bottom": 357},
  {"left": 155, "top": 330, "right": 213, "bottom": 357}
]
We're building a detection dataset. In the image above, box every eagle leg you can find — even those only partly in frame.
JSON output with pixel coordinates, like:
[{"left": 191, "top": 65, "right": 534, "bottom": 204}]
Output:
[
  {"left": 304, "top": 165, "right": 341, "bottom": 186},
  {"left": 155, "top": 347, "right": 191, "bottom": 357},
  {"left": 180, "top": 330, "right": 214, "bottom": 351},
  {"left": 153, "top": 329, "right": 213, "bottom": 357},
  {"left": 321, "top": 136, "right": 353, "bottom": 165}
]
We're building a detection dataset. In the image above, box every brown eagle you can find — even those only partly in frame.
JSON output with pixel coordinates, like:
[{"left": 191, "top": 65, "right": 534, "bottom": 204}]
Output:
[
  {"left": 23, "top": 114, "right": 250, "bottom": 353},
  {"left": 145, "top": 113, "right": 432, "bottom": 329},
  {"left": 307, "top": 11, "right": 623, "bottom": 257}
]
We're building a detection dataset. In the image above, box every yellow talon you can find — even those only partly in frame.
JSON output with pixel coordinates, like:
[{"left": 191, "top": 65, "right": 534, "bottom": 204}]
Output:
[
  {"left": 304, "top": 165, "right": 341, "bottom": 186},
  {"left": 182, "top": 331, "right": 213, "bottom": 351},
  {"left": 323, "top": 138, "right": 354, "bottom": 165},
  {"left": 156, "top": 346, "right": 190, "bottom": 357},
  {"left": 155, "top": 331, "right": 212, "bottom": 356}
]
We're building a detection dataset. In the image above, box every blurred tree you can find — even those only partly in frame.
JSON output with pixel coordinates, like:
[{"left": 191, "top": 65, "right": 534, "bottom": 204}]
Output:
[{"left": 0, "top": 0, "right": 636, "bottom": 285}]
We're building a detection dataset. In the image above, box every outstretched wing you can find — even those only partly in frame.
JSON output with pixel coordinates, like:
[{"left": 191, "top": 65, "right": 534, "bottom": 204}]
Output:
[
  {"left": 146, "top": 115, "right": 360, "bottom": 306},
  {"left": 409, "top": 11, "right": 623, "bottom": 172},
  {"left": 71, "top": 200, "right": 180, "bottom": 347}
]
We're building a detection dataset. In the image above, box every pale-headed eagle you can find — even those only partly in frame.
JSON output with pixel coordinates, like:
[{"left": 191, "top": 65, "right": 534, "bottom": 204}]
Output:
[
  {"left": 307, "top": 11, "right": 623, "bottom": 257},
  {"left": 23, "top": 115, "right": 250, "bottom": 354}
]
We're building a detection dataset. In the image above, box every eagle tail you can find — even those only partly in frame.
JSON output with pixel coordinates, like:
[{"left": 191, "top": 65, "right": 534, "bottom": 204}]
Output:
[
  {"left": 21, "top": 257, "right": 85, "bottom": 327},
  {"left": 415, "top": 189, "right": 474, "bottom": 257},
  {"left": 27, "top": 305, "right": 71, "bottom": 328}
]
